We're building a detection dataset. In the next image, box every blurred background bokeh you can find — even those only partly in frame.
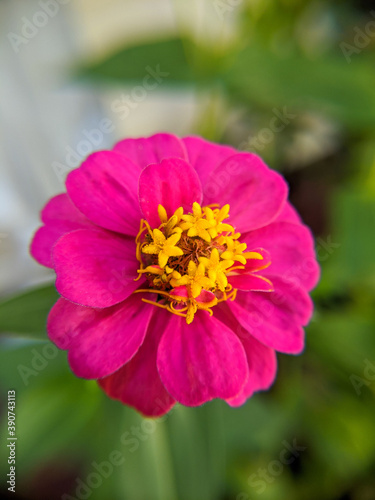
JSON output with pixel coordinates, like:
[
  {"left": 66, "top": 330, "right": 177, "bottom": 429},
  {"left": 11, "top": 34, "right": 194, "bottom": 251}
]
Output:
[{"left": 1, "top": 0, "right": 375, "bottom": 499}]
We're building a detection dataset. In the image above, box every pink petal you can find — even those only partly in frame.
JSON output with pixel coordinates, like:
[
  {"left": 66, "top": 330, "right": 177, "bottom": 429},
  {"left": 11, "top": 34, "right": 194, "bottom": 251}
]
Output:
[
  {"left": 275, "top": 201, "right": 302, "bottom": 223},
  {"left": 214, "top": 304, "right": 277, "bottom": 406},
  {"left": 66, "top": 150, "right": 141, "bottom": 236},
  {"left": 30, "top": 194, "right": 94, "bottom": 268},
  {"left": 157, "top": 311, "right": 248, "bottom": 406},
  {"left": 242, "top": 248, "right": 272, "bottom": 273},
  {"left": 170, "top": 285, "right": 189, "bottom": 300},
  {"left": 53, "top": 228, "right": 142, "bottom": 308},
  {"left": 228, "top": 273, "right": 274, "bottom": 292},
  {"left": 195, "top": 289, "right": 217, "bottom": 306},
  {"left": 226, "top": 335, "right": 277, "bottom": 407},
  {"left": 202, "top": 153, "right": 288, "bottom": 232},
  {"left": 47, "top": 295, "right": 153, "bottom": 379},
  {"left": 139, "top": 158, "right": 203, "bottom": 228},
  {"left": 228, "top": 276, "right": 313, "bottom": 354},
  {"left": 98, "top": 308, "right": 176, "bottom": 417},
  {"left": 242, "top": 221, "right": 320, "bottom": 291},
  {"left": 47, "top": 298, "right": 85, "bottom": 350},
  {"left": 182, "top": 136, "right": 237, "bottom": 187},
  {"left": 114, "top": 133, "right": 187, "bottom": 168}
]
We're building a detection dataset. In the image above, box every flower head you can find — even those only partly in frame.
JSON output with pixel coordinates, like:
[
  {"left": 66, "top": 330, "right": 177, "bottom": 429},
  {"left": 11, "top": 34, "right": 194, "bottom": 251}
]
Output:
[{"left": 31, "top": 133, "right": 320, "bottom": 417}]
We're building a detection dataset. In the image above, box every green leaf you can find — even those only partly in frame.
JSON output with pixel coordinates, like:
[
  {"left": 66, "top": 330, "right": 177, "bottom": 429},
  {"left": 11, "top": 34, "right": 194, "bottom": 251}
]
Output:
[
  {"left": 308, "top": 311, "right": 375, "bottom": 378},
  {"left": 0, "top": 376, "right": 101, "bottom": 477},
  {"left": 224, "top": 44, "right": 375, "bottom": 130},
  {"left": 0, "top": 283, "right": 58, "bottom": 337},
  {"left": 77, "top": 37, "right": 196, "bottom": 85},
  {"left": 326, "top": 189, "right": 375, "bottom": 287}
]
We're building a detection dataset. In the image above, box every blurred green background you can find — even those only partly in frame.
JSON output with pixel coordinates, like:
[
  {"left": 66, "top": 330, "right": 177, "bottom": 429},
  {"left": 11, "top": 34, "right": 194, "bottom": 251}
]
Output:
[{"left": 1, "top": 0, "right": 375, "bottom": 499}]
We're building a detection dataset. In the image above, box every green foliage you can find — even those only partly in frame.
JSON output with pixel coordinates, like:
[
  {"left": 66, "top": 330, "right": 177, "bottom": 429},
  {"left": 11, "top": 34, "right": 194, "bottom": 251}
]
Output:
[
  {"left": 77, "top": 35, "right": 375, "bottom": 133},
  {"left": 224, "top": 46, "right": 375, "bottom": 131},
  {"left": 0, "top": 284, "right": 58, "bottom": 338},
  {"left": 0, "top": 377, "right": 101, "bottom": 475},
  {"left": 77, "top": 38, "right": 196, "bottom": 85},
  {"left": 331, "top": 189, "right": 375, "bottom": 284}
]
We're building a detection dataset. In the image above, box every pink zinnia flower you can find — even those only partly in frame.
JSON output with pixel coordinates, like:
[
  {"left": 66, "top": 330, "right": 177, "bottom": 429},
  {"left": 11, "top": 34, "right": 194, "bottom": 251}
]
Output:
[{"left": 31, "top": 134, "right": 319, "bottom": 417}]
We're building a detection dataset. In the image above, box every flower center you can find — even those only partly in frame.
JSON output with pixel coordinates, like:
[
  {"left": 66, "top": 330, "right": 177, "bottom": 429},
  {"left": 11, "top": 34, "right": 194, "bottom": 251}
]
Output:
[{"left": 134, "top": 202, "right": 264, "bottom": 324}]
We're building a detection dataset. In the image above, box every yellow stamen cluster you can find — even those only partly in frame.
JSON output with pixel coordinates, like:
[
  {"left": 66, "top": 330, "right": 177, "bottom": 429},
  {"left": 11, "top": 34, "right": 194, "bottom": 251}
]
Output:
[{"left": 134, "top": 202, "right": 262, "bottom": 324}]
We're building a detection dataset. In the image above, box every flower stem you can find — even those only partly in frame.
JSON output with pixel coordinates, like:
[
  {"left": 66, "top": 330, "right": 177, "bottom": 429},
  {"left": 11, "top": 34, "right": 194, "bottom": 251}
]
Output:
[{"left": 147, "top": 416, "right": 179, "bottom": 500}]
